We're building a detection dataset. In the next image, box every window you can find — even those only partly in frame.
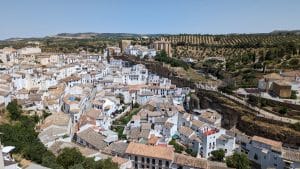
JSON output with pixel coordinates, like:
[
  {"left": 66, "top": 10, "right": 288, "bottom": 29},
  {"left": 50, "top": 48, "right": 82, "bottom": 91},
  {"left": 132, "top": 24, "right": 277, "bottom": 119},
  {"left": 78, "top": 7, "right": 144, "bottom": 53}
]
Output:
[
  {"left": 254, "top": 154, "right": 258, "bottom": 160},
  {"left": 142, "top": 165, "right": 145, "bottom": 168},
  {"left": 135, "top": 156, "right": 138, "bottom": 162},
  {"left": 158, "top": 160, "right": 162, "bottom": 166},
  {"left": 152, "top": 159, "right": 155, "bottom": 164},
  {"left": 142, "top": 157, "right": 145, "bottom": 162},
  {"left": 166, "top": 161, "right": 169, "bottom": 167},
  {"left": 135, "top": 164, "right": 138, "bottom": 169},
  {"left": 147, "top": 158, "right": 150, "bottom": 163}
]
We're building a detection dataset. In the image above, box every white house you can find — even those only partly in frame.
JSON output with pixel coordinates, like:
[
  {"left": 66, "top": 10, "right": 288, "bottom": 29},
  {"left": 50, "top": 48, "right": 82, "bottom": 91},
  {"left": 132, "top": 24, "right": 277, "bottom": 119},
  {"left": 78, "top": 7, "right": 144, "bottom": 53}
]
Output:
[
  {"left": 241, "top": 135, "right": 300, "bottom": 169},
  {"left": 38, "top": 112, "right": 72, "bottom": 147}
]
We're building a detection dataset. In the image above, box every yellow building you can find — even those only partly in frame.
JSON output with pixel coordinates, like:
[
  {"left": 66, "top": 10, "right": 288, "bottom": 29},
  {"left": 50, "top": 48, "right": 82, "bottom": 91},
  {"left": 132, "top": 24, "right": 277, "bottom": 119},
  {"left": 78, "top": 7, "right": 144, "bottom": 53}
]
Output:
[
  {"left": 152, "top": 40, "right": 172, "bottom": 57},
  {"left": 119, "top": 40, "right": 132, "bottom": 53}
]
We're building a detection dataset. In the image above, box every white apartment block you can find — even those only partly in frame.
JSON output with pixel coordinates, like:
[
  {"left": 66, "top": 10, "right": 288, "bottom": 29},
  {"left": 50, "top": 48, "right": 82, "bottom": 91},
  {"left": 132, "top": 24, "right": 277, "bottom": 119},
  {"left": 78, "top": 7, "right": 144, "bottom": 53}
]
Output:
[{"left": 241, "top": 136, "right": 300, "bottom": 169}]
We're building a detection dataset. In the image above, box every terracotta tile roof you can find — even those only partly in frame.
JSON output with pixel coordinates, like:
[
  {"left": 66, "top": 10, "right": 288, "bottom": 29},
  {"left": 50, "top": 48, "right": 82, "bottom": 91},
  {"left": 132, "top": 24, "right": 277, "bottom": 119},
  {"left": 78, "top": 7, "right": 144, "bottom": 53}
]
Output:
[
  {"left": 252, "top": 136, "right": 282, "bottom": 151},
  {"left": 49, "top": 141, "right": 99, "bottom": 157},
  {"left": 191, "top": 119, "right": 206, "bottom": 128},
  {"left": 40, "top": 112, "right": 70, "bottom": 130},
  {"left": 85, "top": 109, "right": 102, "bottom": 119},
  {"left": 126, "top": 127, "right": 140, "bottom": 140},
  {"left": 154, "top": 117, "right": 168, "bottom": 124},
  {"left": 176, "top": 105, "right": 185, "bottom": 112},
  {"left": 178, "top": 126, "right": 194, "bottom": 138},
  {"left": 282, "top": 149, "right": 300, "bottom": 162},
  {"left": 164, "top": 121, "right": 174, "bottom": 129},
  {"left": 273, "top": 80, "right": 291, "bottom": 86},
  {"left": 60, "top": 75, "right": 81, "bottom": 83},
  {"left": 147, "top": 134, "right": 159, "bottom": 145},
  {"left": 199, "top": 110, "right": 221, "bottom": 123},
  {"left": 209, "top": 161, "right": 234, "bottom": 169},
  {"left": 139, "top": 129, "right": 150, "bottom": 139},
  {"left": 173, "top": 153, "right": 208, "bottom": 169},
  {"left": 77, "top": 128, "right": 107, "bottom": 150},
  {"left": 125, "top": 142, "right": 174, "bottom": 161},
  {"left": 102, "top": 141, "right": 128, "bottom": 156},
  {"left": 132, "top": 115, "right": 140, "bottom": 121},
  {"left": 282, "top": 70, "right": 300, "bottom": 77},
  {"left": 141, "top": 123, "right": 151, "bottom": 130},
  {"left": 263, "top": 73, "right": 283, "bottom": 80},
  {"left": 79, "top": 115, "right": 96, "bottom": 128},
  {"left": 203, "top": 129, "right": 219, "bottom": 136},
  {"left": 182, "top": 112, "right": 191, "bottom": 120},
  {"left": 112, "top": 156, "right": 129, "bottom": 166},
  {"left": 147, "top": 111, "right": 162, "bottom": 117}
]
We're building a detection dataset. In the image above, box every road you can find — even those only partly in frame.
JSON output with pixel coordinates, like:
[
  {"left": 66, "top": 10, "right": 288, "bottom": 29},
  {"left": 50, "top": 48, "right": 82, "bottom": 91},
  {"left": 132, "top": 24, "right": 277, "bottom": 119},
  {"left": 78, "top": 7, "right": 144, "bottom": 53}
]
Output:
[{"left": 197, "top": 83, "right": 299, "bottom": 124}]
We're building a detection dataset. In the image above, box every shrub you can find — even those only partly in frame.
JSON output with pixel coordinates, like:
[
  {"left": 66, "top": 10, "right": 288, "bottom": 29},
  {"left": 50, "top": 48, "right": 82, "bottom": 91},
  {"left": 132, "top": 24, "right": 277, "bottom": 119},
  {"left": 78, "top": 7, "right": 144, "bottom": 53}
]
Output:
[
  {"left": 291, "top": 90, "right": 297, "bottom": 99},
  {"left": 289, "top": 58, "right": 299, "bottom": 66},
  {"left": 169, "top": 139, "right": 185, "bottom": 153},
  {"left": 278, "top": 107, "right": 288, "bottom": 115},
  {"left": 226, "top": 152, "right": 250, "bottom": 169},
  {"left": 6, "top": 100, "right": 22, "bottom": 121},
  {"left": 211, "top": 149, "right": 225, "bottom": 161},
  {"left": 289, "top": 122, "right": 300, "bottom": 132}
]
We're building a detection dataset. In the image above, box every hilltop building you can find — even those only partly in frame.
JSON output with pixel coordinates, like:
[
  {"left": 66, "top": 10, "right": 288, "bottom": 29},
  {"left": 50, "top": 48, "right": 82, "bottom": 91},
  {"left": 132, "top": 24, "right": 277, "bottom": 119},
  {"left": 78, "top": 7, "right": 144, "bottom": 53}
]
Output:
[
  {"left": 119, "top": 40, "right": 132, "bottom": 53},
  {"left": 151, "top": 40, "right": 172, "bottom": 57}
]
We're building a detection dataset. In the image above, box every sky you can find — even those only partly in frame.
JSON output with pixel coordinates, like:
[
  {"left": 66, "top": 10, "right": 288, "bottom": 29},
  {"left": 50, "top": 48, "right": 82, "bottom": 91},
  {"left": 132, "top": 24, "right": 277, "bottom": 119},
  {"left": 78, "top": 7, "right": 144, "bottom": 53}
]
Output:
[{"left": 0, "top": 0, "right": 300, "bottom": 40}]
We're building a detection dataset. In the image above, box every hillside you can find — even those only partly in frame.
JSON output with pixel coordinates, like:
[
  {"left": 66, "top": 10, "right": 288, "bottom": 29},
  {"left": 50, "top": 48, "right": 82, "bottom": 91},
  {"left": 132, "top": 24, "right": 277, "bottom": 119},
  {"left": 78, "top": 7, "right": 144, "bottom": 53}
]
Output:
[
  {"left": 160, "top": 34, "right": 300, "bottom": 60},
  {"left": 1, "top": 33, "right": 299, "bottom": 70}
]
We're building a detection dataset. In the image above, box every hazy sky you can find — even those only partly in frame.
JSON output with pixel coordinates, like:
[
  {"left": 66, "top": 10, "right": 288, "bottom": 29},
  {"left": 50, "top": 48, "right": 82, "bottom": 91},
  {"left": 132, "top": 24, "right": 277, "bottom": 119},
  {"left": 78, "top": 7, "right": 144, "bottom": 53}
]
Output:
[{"left": 0, "top": 0, "right": 299, "bottom": 39}]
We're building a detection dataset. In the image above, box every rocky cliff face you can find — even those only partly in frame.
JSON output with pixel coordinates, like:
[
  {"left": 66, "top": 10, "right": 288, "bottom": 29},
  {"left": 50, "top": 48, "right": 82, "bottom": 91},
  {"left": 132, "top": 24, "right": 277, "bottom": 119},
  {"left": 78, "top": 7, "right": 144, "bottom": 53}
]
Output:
[
  {"left": 196, "top": 89, "right": 300, "bottom": 147},
  {"left": 196, "top": 90, "right": 242, "bottom": 129},
  {"left": 114, "top": 55, "right": 300, "bottom": 147}
]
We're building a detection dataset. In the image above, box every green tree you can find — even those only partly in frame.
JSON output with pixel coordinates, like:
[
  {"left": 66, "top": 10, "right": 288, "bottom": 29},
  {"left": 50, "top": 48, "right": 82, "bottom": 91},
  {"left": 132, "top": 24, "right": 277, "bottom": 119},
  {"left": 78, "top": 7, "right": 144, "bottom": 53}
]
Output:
[
  {"left": 6, "top": 100, "right": 22, "bottom": 120},
  {"left": 23, "top": 143, "right": 48, "bottom": 164},
  {"left": 169, "top": 139, "right": 185, "bottom": 153},
  {"left": 291, "top": 90, "right": 297, "bottom": 99},
  {"left": 211, "top": 149, "right": 225, "bottom": 161},
  {"left": 290, "top": 122, "right": 300, "bottom": 132},
  {"left": 0, "top": 115, "right": 59, "bottom": 166},
  {"left": 95, "top": 158, "right": 118, "bottom": 169},
  {"left": 289, "top": 58, "right": 299, "bottom": 67},
  {"left": 68, "top": 164, "right": 85, "bottom": 169},
  {"left": 160, "top": 50, "right": 168, "bottom": 58},
  {"left": 278, "top": 107, "right": 288, "bottom": 115},
  {"left": 82, "top": 158, "right": 97, "bottom": 169},
  {"left": 226, "top": 152, "right": 250, "bottom": 169},
  {"left": 57, "top": 148, "right": 84, "bottom": 169},
  {"left": 41, "top": 152, "right": 63, "bottom": 169},
  {"left": 133, "top": 102, "right": 140, "bottom": 108}
]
